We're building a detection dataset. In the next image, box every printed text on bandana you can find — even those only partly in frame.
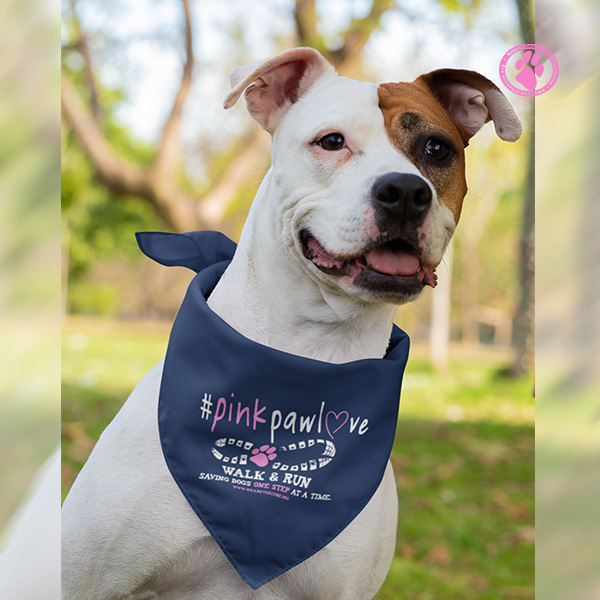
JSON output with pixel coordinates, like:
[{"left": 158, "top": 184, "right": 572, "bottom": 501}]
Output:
[{"left": 197, "top": 392, "right": 371, "bottom": 502}]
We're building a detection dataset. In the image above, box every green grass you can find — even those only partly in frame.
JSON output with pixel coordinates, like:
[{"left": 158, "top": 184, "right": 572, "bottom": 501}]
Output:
[
  {"left": 62, "top": 318, "right": 169, "bottom": 489},
  {"left": 62, "top": 318, "right": 533, "bottom": 599},
  {"left": 385, "top": 419, "right": 533, "bottom": 599}
]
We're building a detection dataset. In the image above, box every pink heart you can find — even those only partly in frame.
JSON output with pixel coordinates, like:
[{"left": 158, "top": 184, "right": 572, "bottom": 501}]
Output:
[{"left": 325, "top": 411, "right": 349, "bottom": 439}]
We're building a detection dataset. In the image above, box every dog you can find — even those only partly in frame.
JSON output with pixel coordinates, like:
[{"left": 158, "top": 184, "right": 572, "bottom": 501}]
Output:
[{"left": 61, "top": 47, "right": 521, "bottom": 599}]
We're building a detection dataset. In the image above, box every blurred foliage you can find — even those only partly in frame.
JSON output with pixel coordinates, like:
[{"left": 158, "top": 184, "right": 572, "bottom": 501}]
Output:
[
  {"left": 61, "top": 63, "right": 161, "bottom": 277},
  {"left": 536, "top": 60, "right": 600, "bottom": 599},
  {"left": 62, "top": 146, "right": 159, "bottom": 276},
  {"left": 61, "top": 60, "right": 165, "bottom": 316},
  {"left": 439, "top": 0, "right": 484, "bottom": 26},
  {"left": 68, "top": 282, "right": 121, "bottom": 316},
  {"left": 0, "top": 0, "right": 60, "bottom": 533},
  {"left": 0, "top": 329, "right": 58, "bottom": 533},
  {"left": 460, "top": 141, "right": 526, "bottom": 312}
]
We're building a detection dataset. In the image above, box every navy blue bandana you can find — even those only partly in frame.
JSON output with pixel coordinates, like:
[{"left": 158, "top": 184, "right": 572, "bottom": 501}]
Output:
[{"left": 136, "top": 230, "right": 410, "bottom": 590}]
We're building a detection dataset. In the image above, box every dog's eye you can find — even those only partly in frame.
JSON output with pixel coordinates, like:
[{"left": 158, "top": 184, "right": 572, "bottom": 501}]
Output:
[
  {"left": 318, "top": 133, "right": 345, "bottom": 151},
  {"left": 424, "top": 138, "right": 451, "bottom": 161}
]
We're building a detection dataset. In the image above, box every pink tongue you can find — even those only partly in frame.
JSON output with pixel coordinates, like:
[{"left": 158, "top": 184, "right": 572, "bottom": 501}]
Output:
[{"left": 366, "top": 247, "right": 420, "bottom": 276}]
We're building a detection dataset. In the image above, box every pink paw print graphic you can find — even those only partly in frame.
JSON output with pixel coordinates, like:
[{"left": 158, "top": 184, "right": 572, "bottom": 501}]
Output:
[
  {"left": 249, "top": 445, "right": 277, "bottom": 468},
  {"left": 515, "top": 50, "right": 544, "bottom": 91}
]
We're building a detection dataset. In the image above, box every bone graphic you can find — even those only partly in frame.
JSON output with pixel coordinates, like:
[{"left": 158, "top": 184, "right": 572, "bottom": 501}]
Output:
[{"left": 211, "top": 437, "right": 336, "bottom": 471}]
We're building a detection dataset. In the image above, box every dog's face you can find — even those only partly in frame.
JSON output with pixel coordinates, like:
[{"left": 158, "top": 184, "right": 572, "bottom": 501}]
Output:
[
  {"left": 225, "top": 49, "right": 521, "bottom": 305},
  {"left": 270, "top": 77, "right": 463, "bottom": 304}
]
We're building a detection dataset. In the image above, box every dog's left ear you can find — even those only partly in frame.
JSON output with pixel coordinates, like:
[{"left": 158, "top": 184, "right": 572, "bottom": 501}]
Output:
[
  {"left": 415, "top": 69, "right": 522, "bottom": 144},
  {"left": 223, "top": 47, "right": 336, "bottom": 134}
]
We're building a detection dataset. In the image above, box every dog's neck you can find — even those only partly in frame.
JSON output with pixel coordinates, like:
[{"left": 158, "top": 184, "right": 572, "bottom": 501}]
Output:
[{"left": 207, "top": 178, "right": 396, "bottom": 364}]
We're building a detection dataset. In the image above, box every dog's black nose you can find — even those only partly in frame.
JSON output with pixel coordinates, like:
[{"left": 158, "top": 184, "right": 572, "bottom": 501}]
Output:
[{"left": 372, "top": 173, "right": 432, "bottom": 224}]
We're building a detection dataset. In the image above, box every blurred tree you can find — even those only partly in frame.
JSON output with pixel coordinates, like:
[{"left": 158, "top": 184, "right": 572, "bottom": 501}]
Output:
[
  {"left": 509, "top": 0, "right": 534, "bottom": 376},
  {"left": 61, "top": 0, "right": 396, "bottom": 234},
  {"left": 61, "top": 0, "right": 205, "bottom": 233},
  {"left": 294, "top": 0, "right": 394, "bottom": 75}
]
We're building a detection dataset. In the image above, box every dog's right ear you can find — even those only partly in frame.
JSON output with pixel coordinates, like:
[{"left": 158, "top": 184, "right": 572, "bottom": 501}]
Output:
[{"left": 223, "top": 47, "right": 335, "bottom": 134}]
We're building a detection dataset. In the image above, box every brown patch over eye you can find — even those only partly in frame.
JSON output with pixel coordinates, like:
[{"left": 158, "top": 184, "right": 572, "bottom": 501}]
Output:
[
  {"left": 400, "top": 112, "right": 422, "bottom": 130},
  {"left": 377, "top": 82, "right": 468, "bottom": 222}
]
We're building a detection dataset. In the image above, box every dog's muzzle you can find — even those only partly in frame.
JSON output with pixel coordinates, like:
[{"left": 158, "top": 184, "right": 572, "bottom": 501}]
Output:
[{"left": 299, "top": 172, "right": 439, "bottom": 298}]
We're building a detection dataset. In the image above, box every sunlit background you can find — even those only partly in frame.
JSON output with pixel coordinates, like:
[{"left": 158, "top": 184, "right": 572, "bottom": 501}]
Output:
[
  {"left": 0, "top": 0, "right": 60, "bottom": 596},
  {"left": 535, "top": 1, "right": 600, "bottom": 599},
  {"left": 2, "top": 0, "right": 599, "bottom": 598}
]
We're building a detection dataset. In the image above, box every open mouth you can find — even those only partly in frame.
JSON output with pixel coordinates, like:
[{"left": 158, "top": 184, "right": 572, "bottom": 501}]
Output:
[{"left": 300, "top": 229, "right": 438, "bottom": 290}]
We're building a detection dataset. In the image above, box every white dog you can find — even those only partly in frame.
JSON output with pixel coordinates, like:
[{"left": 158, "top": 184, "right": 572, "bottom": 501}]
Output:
[{"left": 62, "top": 48, "right": 521, "bottom": 599}]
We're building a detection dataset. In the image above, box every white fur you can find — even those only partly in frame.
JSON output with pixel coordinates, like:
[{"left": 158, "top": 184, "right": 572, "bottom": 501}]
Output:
[
  {"left": 62, "top": 52, "right": 469, "bottom": 600},
  {"left": 417, "top": 200, "right": 457, "bottom": 269}
]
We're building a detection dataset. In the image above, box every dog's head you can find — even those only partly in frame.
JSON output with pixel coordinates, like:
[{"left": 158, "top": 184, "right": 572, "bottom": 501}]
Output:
[{"left": 225, "top": 48, "right": 521, "bottom": 305}]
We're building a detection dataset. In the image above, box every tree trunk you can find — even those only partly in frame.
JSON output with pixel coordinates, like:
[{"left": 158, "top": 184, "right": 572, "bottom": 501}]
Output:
[
  {"left": 509, "top": 110, "right": 534, "bottom": 376},
  {"left": 62, "top": 0, "right": 394, "bottom": 234},
  {"left": 508, "top": 0, "right": 535, "bottom": 376}
]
